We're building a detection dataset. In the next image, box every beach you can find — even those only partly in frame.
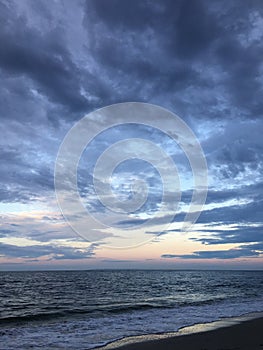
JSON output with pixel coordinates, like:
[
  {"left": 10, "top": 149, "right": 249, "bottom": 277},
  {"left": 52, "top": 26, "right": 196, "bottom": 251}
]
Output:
[{"left": 103, "top": 315, "right": 263, "bottom": 350}]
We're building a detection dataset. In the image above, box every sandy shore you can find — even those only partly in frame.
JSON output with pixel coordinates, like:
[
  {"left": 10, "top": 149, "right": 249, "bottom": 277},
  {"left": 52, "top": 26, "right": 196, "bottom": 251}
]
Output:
[{"left": 100, "top": 314, "right": 263, "bottom": 350}]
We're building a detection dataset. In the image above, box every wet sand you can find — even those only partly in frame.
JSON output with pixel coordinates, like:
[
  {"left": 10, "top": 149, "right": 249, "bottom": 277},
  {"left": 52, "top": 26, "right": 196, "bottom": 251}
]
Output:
[{"left": 101, "top": 314, "right": 263, "bottom": 350}]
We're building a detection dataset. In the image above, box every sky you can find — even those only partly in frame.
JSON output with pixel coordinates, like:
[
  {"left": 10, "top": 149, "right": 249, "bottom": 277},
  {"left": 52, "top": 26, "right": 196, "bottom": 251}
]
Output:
[{"left": 0, "top": 0, "right": 263, "bottom": 270}]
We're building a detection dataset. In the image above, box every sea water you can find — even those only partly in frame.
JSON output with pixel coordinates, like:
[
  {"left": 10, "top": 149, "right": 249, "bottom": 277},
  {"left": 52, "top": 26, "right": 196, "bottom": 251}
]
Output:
[{"left": 0, "top": 270, "right": 263, "bottom": 349}]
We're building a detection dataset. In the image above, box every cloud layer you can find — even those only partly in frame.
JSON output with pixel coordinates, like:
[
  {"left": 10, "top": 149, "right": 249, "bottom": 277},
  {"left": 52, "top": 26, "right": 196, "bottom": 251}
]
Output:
[{"left": 0, "top": 0, "right": 263, "bottom": 265}]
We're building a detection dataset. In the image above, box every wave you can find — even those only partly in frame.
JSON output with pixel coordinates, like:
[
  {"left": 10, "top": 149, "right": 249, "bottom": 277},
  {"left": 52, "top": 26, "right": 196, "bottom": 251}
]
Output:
[{"left": 0, "top": 297, "right": 231, "bottom": 324}]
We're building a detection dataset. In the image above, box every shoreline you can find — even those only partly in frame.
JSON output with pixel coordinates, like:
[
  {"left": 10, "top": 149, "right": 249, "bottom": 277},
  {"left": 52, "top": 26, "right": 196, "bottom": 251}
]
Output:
[{"left": 97, "top": 311, "right": 263, "bottom": 350}]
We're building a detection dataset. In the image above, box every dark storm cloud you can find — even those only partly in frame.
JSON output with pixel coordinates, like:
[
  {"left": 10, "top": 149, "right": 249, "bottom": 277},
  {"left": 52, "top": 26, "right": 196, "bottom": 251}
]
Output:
[
  {"left": 115, "top": 218, "right": 148, "bottom": 228},
  {"left": 190, "top": 224, "right": 263, "bottom": 245},
  {"left": 83, "top": 0, "right": 209, "bottom": 108},
  {"left": 0, "top": 0, "right": 261, "bottom": 126},
  {"left": 215, "top": 30, "right": 263, "bottom": 118},
  {"left": 0, "top": 214, "right": 78, "bottom": 242},
  {"left": 206, "top": 180, "right": 263, "bottom": 205},
  {"left": 88, "top": 0, "right": 219, "bottom": 59},
  {"left": 85, "top": 0, "right": 263, "bottom": 119},
  {"left": 102, "top": 259, "right": 135, "bottom": 263},
  {"left": 0, "top": 145, "right": 54, "bottom": 202},
  {"left": 1, "top": 0, "right": 262, "bottom": 126},
  {"left": 198, "top": 199, "right": 263, "bottom": 226},
  {"left": 0, "top": 2, "right": 89, "bottom": 115},
  {"left": 0, "top": 229, "right": 16, "bottom": 238},
  {"left": 206, "top": 128, "right": 263, "bottom": 181},
  {"left": 0, "top": 242, "right": 96, "bottom": 260},
  {"left": 115, "top": 178, "right": 263, "bottom": 228},
  {"left": 0, "top": 187, "right": 33, "bottom": 203},
  {"left": 162, "top": 239, "right": 263, "bottom": 259},
  {"left": 112, "top": 182, "right": 263, "bottom": 241},
  {"left": 161, "top": 247, "right": 261, "bottom": 260},
  {"left": 168, "top": 0, "right": 219, "bottom": 59}
]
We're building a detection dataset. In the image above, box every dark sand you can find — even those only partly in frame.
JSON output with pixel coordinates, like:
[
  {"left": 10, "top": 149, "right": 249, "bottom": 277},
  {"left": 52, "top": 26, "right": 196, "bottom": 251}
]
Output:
[{"left": 101, "top": 315, "right": 263, "bottom": 350}]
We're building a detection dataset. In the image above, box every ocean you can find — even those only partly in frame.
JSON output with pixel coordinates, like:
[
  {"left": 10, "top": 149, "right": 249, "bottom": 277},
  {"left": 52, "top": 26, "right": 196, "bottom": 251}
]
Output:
[{"left": 0, "top": 270, "right": 263, "bottom": 349}]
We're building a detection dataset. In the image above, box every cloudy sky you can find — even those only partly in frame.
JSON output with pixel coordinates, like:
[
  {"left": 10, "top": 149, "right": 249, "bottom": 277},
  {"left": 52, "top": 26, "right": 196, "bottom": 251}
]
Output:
[{"left": 1, "top": 0, "right": 263, "bottom": 270}]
